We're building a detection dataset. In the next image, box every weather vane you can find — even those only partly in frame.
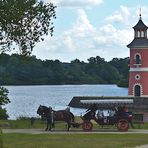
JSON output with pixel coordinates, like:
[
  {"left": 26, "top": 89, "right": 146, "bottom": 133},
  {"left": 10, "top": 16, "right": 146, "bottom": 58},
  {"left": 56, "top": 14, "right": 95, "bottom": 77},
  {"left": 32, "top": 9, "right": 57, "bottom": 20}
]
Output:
[{"left": 139, "top": 7, "right": 142, "bottom": 20}]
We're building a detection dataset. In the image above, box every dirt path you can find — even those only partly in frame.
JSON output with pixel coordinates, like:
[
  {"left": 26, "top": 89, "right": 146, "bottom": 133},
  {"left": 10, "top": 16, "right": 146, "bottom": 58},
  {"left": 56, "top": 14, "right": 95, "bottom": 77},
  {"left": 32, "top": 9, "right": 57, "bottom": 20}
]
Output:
[
  {"left": 2, "top": 129, "right": 148, "bottom": 134},
  {"left": 135, "top": 145, "right": 148, "bottom": 148}
]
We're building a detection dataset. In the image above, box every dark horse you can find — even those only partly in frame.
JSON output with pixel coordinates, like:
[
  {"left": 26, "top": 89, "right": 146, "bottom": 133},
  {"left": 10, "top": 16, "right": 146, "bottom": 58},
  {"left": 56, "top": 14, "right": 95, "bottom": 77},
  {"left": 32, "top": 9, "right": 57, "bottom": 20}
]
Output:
[{"left": 37, "top": 105, "right": 75, "bottom": 131}]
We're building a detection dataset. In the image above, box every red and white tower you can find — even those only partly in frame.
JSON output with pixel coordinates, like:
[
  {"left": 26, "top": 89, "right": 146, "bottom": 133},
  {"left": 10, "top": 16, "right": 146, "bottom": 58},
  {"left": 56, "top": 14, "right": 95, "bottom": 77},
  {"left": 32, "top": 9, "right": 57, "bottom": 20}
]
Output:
[{"left": 127, "top": 14, "right": 148, "bottom": 97}]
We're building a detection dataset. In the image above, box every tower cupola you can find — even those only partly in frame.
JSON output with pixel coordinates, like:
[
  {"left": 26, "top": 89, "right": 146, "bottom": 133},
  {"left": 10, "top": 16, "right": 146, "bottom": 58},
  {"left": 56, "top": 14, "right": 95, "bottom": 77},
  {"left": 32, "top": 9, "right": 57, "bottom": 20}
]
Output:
[
  {"left": 127, "top": 14, "right": 148, "bottom": 49},
  {"left": 133, "top": 14, "right": 148, "bottom": 38}
]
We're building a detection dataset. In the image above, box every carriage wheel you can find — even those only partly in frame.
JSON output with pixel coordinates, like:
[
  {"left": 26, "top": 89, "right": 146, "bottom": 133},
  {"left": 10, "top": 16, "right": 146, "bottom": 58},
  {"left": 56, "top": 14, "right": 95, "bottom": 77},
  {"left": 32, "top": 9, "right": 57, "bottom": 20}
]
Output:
[
  {"left": 82, "top": 121, "right": 93, "bottom": 132},
  {"left": 117, "top": 119, "right": 129, "bottom": 132}
]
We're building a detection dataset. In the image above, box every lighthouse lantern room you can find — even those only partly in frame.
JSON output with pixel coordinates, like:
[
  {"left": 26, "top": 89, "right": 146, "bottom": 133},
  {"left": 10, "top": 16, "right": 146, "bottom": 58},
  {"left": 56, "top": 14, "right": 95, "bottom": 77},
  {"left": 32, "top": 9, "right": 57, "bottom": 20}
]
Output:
[{"left": 127, "top": 13, "right": 148, "bottom": 97}]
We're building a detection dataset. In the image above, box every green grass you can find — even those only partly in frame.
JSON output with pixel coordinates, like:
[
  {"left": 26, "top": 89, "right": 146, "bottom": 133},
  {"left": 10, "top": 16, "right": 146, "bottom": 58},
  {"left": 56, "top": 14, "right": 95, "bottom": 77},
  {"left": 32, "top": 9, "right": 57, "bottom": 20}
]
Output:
[
  {"left": 0, "top": 118, "right": 45, "bottom": 129},
  {"left": 1, "top": 118, "right": 148, "bottom": 148},
  {"left": 1, "top": 117, "right": 148, "bottom": 130},
  {"left": 2, "top": 133, "right": 148, "bottom": 148}
]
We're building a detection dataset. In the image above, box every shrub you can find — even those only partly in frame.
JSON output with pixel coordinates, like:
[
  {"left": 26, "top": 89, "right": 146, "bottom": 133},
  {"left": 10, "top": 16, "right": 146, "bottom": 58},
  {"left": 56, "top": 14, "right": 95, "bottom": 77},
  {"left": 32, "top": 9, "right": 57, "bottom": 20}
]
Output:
[
  {"left": 0, "top": 129, "right": 3, "bottom": 148},
  {"left": 0, "top": 86, "right": 10, "bottom": 120},
  {"left": 0, "top": 107, "right": 9, "bottom": 120}
]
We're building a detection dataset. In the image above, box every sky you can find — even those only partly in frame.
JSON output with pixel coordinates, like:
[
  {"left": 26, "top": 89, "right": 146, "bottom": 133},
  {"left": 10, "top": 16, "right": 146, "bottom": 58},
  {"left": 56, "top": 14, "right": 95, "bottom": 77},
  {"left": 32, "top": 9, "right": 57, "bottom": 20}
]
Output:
[{"left": 31, "top": 0, "right": 148, "bottom": 62}]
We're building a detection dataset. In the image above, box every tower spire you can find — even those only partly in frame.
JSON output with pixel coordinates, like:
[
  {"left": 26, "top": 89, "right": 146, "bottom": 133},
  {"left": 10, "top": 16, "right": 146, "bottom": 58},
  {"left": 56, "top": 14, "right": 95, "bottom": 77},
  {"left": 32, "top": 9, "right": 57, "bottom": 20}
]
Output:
[{"left": 139, "top": 8, "right": 142, "bottom": 20}]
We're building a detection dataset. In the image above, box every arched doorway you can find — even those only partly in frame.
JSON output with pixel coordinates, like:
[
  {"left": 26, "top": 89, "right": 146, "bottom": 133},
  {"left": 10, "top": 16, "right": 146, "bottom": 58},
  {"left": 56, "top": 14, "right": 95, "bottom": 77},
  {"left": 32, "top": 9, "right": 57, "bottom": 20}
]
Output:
[{"left": 134, "top": 85, "right": 141, "bottom": 96}]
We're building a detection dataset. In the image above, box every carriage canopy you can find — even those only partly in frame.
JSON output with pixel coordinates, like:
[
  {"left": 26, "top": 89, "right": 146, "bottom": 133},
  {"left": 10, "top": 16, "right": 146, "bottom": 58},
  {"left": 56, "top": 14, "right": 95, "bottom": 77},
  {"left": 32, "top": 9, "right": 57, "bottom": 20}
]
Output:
[
  {"left": 80, "top": 99, "right": 133, "bottom": 105},
  {"left": 68, "top": 96, "right": 134, "bottom": 109}
]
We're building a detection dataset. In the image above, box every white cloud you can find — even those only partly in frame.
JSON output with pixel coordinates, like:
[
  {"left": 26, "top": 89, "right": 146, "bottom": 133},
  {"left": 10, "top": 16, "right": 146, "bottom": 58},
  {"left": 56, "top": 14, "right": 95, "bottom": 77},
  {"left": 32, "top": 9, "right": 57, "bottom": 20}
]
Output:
[
  {"left": 100, "top": 24, "right": 116, "bottom": 33},
  {"left": 33, "top": 9, "right": 97, "bottom": 61},
  {"left": 99, "top": 24, "right": 133, "bottom": 45},
  {"left": 49, "top": 0, "right": 103, "bottom": 8},
  {"left": 69, "top": 9, "right": 96, "bottom": 37},
  {"left": 106, "top": 14, "right": 123, "bottom": 23},
  {"left": 33, "top": 5, "right": 148, "bottom": 62},
  {"left": 106, "top": 6, "right": 130, "bottom": 24}
]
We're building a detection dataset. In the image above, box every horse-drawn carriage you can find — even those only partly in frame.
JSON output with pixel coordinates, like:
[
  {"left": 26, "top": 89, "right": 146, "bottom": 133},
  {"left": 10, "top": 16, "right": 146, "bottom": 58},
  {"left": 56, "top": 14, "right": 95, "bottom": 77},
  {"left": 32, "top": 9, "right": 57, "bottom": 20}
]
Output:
[
  {"left": 74, "top": 99, "right": 133, "bottom": 132},
  {"left": 37, "top": 99, "right": 133, "bottom": 132}
]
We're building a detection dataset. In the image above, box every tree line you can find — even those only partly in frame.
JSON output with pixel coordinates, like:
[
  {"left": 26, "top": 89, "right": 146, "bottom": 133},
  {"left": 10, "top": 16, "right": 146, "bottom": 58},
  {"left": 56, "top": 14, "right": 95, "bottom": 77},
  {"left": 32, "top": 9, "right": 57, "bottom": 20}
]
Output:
[{"left": 0, "top": 53, "right": 129, "bottom": 87}]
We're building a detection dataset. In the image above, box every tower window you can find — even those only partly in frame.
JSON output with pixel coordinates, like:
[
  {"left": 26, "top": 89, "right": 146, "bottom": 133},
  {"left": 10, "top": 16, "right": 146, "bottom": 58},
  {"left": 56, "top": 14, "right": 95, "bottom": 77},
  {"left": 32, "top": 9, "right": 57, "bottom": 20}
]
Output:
[
  {"left": 135, "top": 74, "right": 140, "bottom": 80},
  {"left": 137, "top": 31, "right": 140, "bottom": 37},
  {"left": 134, "top": 85, "right": 141, "bottom": 96},
  {"left": 134, "top": 53, "right": 141, "bottom": 65},
  {"left": 141, "top": 31, "right": 144, "bottom": 37}
]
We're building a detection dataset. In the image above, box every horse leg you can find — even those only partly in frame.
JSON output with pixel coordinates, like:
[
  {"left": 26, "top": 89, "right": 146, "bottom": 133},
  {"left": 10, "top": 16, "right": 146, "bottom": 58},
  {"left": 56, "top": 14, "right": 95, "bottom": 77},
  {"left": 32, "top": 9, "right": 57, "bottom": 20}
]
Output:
[
  {"left": 46, "top": 119, "right": 52, "bottom": 131},
  {"left": 52, "top": 122, "right": 55, "bottom": 131},
  {"left": 48, "top": 120, "right": 53, "bottom": 131},
  {"left": 49, "top": 123, "right": 52, "bottom": 131},
  {"left": 67, "top": 122, "right": 71, "bottom": 131},
  {"left": 45, "top": 120, "right": 48, "bottom": 131}
]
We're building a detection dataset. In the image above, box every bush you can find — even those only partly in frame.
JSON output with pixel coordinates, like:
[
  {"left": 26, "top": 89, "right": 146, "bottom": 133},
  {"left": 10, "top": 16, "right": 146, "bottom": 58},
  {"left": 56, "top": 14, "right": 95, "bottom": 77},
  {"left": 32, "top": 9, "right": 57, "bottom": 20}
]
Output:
[
  {"left": 0, "top": 129, "right": 3, "bottom": 148},
  {"left": 0, "top": 86, "right": 10, "bottom": 120},
  {"left": 0, "top": 86, "right": 10, "bottom": 105},
  {"left": 0, "top": 107, "right": 9, "bottom": 120}
]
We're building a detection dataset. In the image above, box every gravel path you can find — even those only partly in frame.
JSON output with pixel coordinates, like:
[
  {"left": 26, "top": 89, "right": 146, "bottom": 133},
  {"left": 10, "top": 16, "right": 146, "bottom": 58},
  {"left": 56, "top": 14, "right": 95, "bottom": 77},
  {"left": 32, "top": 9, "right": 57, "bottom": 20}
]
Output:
[
  {"left": 2, "top": 129, "right": 148, "bottom": 134},
  {"left": 135, "top": 145, "right": 148, "bottom": 148}
]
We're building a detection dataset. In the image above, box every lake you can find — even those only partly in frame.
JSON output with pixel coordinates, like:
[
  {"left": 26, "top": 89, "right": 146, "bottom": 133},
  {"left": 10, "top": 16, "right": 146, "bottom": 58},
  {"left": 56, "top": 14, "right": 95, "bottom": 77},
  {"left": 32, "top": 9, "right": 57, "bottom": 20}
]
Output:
[{"left": 4, "top": 85, "right": 128, "bottom": 119}]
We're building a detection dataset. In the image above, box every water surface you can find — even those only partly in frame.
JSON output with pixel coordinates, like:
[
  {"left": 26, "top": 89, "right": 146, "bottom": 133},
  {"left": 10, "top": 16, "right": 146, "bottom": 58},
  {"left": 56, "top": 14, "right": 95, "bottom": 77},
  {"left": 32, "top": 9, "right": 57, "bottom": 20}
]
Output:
[{"left": 5, "top": 85, "right": 128, "bottom": 119}]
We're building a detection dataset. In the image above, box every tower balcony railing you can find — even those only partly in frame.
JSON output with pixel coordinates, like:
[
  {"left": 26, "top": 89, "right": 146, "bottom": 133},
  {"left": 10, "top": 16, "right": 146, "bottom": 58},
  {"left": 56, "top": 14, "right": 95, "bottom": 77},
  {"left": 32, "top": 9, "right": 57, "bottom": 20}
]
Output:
[
  {"left": 134, "top": 59, "right": 142, "bottom": 67},
  {"left": 134, "top": 63, "right": 142, "bottom": 68}
]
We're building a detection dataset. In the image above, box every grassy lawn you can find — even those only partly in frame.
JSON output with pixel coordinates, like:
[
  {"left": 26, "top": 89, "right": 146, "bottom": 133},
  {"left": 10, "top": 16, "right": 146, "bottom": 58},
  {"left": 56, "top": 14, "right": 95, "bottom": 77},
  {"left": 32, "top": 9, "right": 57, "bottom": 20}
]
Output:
[
  {"left": 0, "top": 117, "right": 147, "bottom": 129},
  {"left": 1, "top": 133, "right": 148, "bottom": 148},
  {"left": 1, "top": 119, "right": 148, "bottom": 148}
]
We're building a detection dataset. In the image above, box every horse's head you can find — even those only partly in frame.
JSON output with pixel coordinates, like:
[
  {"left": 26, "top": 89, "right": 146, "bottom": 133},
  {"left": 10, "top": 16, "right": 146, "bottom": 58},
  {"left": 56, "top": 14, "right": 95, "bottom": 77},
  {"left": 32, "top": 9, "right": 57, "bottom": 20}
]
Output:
[
  {"left": 37, "top": 105, "right": 52, "bottom": 117},
  {"left": 37, "top": 105, "right": 44, "bottom": 116}
]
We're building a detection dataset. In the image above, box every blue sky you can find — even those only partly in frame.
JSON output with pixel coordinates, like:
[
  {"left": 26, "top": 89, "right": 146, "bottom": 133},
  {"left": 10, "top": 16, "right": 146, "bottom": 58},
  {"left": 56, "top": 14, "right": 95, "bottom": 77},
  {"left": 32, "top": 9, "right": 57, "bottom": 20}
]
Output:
[{"left": 31, "top": 0, "right": 148, "bottom": 62}]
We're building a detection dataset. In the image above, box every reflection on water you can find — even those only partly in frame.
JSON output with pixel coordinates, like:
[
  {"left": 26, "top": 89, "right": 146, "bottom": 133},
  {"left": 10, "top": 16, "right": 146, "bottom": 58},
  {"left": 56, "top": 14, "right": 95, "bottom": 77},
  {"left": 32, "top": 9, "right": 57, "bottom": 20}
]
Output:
[{"left": 4, "top": 85, "right": 128, "bottom": 119}]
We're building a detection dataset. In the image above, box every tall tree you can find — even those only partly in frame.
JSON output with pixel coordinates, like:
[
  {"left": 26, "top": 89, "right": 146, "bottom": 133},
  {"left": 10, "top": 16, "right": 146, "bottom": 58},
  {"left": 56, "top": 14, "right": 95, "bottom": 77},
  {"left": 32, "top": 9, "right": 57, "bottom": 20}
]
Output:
[
  {"left": 0, "top": 0, "right": 56, "bottom": 119},
  {"left": 0, "top": 0, "right": 56, "bottom": 55}
]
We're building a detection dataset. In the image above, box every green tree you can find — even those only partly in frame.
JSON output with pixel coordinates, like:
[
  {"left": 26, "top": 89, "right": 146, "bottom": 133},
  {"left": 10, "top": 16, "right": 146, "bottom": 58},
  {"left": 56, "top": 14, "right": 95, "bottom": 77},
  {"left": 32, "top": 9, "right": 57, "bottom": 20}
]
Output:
[
  {"left": 0, "top": 86, "right": 10, "bottom": 119},
  {"left": 85, "top": 56, "right": 107, "bottom": 83},
  {"left": 65, "top": 59, "right": 85, "bottom": 84},
  {"left": 100, "top": 64, "right": 120, "bottom": 84},
  {"left": 0, "top": 0, "right": 56, "bottom": 119},
  {"left": 110, "top": 57, "right": 129, "bottom": 87},
  {"left": 0, "top": 0, "right": 56, "bottom": 55}
]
